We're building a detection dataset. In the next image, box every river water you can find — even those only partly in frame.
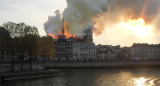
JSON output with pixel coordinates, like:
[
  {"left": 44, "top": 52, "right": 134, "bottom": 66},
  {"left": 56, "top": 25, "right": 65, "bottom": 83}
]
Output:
[{"left": 1, "top": 67, "right": 160, "bottom": 86}]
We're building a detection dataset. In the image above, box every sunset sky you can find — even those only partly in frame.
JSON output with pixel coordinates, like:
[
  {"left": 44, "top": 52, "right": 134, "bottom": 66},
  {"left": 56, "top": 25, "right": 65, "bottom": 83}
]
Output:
[{"left": 0, "top": 0, "right": 160, "bottom": 46}]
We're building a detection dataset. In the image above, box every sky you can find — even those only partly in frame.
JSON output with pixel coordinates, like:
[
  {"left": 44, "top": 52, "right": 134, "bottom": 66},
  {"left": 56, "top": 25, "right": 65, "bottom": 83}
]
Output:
[
  {"left": 1, "top": 0, "right": 160, "bottom": 46},
  {"left": 0, "top": 0, "right": 67, "bottom": 36}
]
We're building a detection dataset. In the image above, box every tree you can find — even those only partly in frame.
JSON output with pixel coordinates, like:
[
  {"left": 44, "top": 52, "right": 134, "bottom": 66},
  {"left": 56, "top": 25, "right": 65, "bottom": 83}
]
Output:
[
  {"left": 3, "top": 22, "right": 39, "bottom": 38},
  {"left": 24, "top": 34, "right": 41, "bottom": 70},
  {"left": 3, "top": 22, "right": 40, "bottom": 71},
  {"left": 31, "top": 35, "right": 41, "bottom": 60},
  {"left": 0, "top": 27, "right": 13, "bottom": 71},
  {"left": 41, "top": 36, "right": 54, "bottom": 61},
  {"left": 45, "top": 37, "right": 54, "bottom": 60},
  {"left": 0, "top": 27, "right": 11, "bottom": 60}
]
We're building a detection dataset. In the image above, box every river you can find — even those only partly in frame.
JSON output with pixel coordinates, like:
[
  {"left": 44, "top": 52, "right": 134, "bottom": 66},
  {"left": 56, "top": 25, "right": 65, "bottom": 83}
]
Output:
[{"left": 1, "top": 67, "right": 160, "bottom": 86}]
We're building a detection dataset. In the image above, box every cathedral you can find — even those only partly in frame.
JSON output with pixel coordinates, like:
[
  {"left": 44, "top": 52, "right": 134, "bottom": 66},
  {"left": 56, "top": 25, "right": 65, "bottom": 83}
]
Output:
[{"left": 52, "top": 18, "right": 94, "bottom": 60}]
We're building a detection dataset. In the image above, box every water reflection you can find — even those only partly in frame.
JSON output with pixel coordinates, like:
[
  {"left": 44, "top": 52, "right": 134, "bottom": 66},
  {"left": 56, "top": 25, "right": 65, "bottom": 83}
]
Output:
[
  {"left": 0, "top": 74, "right": 69, "bottom": 86},
  {"left": 94, "top": 68, "right": 160, "bottom": 86},
  {"left": 132, "top": 77, "right": 148, "bottom": 86},
  {"left": 131, "top": 77, "right": 158, "bottom": 86},
  {"left": 1, "top": 68, "right": 160, "bottom": 86}
]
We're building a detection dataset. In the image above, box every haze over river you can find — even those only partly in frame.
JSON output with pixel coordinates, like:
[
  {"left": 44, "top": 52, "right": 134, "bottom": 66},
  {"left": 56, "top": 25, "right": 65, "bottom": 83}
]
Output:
[{"left": 1, "top": 67, "right": 160, "bottom": 86}]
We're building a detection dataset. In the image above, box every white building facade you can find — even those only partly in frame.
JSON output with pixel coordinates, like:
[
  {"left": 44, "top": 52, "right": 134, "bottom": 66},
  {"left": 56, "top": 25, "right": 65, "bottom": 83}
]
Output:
[
  {"left": 130, "top": 43, "right": 160, "bottom": 60},
  {"left": 73, "top": 43, "right": 97, "bottom": 60},
  {"left": 149, "top": 44, "right": 160, "bottom": 60}
]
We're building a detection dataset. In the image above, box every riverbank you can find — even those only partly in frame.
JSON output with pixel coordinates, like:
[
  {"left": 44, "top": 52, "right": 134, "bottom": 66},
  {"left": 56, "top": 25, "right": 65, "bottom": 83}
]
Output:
[
  {"left": 0, "top": 70, "right": 60, "bottom": 82},
  {"left": 44, "top": 61, "right": 160, "bottom": 68},
  {"left": 1, "top": 61, "right": 160, "bottom": 72},
  {"left": 0, "top": 61, "right": 44, "bottom": 73}
]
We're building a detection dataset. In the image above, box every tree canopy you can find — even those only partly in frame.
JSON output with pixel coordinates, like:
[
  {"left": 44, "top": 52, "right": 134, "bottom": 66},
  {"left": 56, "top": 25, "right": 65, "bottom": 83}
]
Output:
[
  {"left": 3, "top": 22, "right": 39, "bottom": 38},
  {"left": 0, "top": 22, "right": 55, "bottom": 61}
]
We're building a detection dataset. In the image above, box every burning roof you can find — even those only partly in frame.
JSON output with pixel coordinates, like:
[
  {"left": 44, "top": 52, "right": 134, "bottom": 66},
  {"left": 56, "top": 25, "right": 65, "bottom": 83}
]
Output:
[{"left": 48, "top": 17, "right": 75, "bottom": 39}]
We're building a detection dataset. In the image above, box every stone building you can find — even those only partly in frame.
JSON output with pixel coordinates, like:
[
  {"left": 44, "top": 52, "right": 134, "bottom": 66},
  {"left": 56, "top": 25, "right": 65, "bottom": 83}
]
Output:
[
  {"left": 119, "top": 47, "right": 131, "bottom": 60},
  {"left": 148, "top": 44, "right": 160, "bottom": 60},
  {"left": 73, "top": 43, "right": 97, "bottom": 60},
  {"left": 83, "top": 29, "right": 93, "bottom": 43},
  {"left": 109, "top": 45, "right": 121, "bottom": 56},
  {"left": 53, "top": 36, "right": 74, "bottom": 60},
  {"left": 53, "top": 31, "right": 96, "bottom": 61},
  {"left": 52, "top": 18, "right": 97, "bottom": 61},
  {"left": 97, "top": 45, "right": 116, "bottom": 60},
  {"left": 130, "top": 43, "right": 149, "bottom": 60},
  {"left": 130, "top": 43, "right": 160, "bottom": 60}
]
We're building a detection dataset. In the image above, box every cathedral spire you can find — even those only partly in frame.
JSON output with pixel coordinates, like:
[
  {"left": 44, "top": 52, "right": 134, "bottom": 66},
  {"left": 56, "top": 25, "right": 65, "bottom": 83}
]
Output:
[{"left": 62, "top": 16, "right": 65, "bottom": 35}]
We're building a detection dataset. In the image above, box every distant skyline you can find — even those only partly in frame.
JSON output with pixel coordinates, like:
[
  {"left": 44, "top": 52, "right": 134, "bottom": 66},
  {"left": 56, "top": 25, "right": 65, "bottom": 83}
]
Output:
[{"left": 0, "top": 0, "right": 67, "bottom": 36}]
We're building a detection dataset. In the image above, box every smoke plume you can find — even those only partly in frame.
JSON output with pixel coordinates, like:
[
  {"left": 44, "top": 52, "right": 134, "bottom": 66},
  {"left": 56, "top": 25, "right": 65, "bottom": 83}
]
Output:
[
  {"left": 44, "top": 0, "right": 160, "bottom": 46},
  {"left": 44, "top": 10, "right": 62, "bottom": 36},
  {"left": 44, "top": 0, "right": 116, "bottom": 37},
  {"left": 93, "top": 0, "right": 160, "bottom": 34}
]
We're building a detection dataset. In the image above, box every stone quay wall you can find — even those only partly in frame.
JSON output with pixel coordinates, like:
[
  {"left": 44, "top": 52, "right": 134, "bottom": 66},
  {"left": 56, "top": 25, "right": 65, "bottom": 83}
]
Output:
[
  {"left": 44, "top": 60, "right": 160, "bottom": 68},
  {"left": 0, "top": 61, "right": 44, "bottom": 73}
]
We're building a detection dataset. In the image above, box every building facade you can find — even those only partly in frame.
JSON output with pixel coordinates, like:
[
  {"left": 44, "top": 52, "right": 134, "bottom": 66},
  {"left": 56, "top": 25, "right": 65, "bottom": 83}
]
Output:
[
  {"left": 97, "top": 45, "right": 115, "bottom": 60},
  {"left": 53, "top": 36, "right": 74, "bottom": 60},
  {"left": 130, "top": 43, "right": 149, "bottom": 60},
  {"left": 73, "top": 43, "right": 96, "bottom": 60},
  {"left": 149, "top": 44, "right": 160, "bottom": 60},
  {"left": 130, "top": 43, "right": 160, "bottom": 60}
]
